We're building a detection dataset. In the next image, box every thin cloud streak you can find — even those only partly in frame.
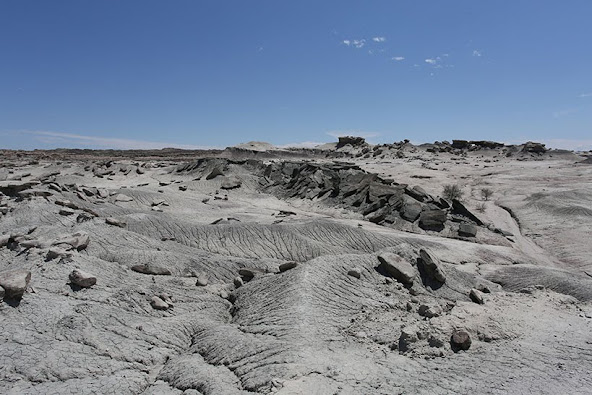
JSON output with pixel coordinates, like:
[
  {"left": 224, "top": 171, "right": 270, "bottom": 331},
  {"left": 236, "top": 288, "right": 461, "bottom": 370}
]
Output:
[{"left": 21, "top": 130, "right": 217, "bottom": 150}]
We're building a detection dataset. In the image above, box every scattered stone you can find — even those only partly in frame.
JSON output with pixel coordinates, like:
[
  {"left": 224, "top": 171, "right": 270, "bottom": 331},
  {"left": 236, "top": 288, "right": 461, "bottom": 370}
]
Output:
[
  {"left": 150, "top": 296, "right": 169, "bottom": 310},
  {"left": 347, "top": 267, "right": 362, "bottom": 279},
  {"left": 398, "top": 326, "right": 419, "bottom": 352},
  {"left": 469, "top": 288, "right": 484, "bottom": 304},
  {"left": 0, "top": 234, "right": 11, "bottom": 248},
  {"left": 19, "top": 239, "right": 43, "bottom": 249},
  {"left": 418, "top": 304, "right": 442, "bottom": 318},
  {"left": 131, "top": 264, "right": 171, "bottom": 276},
  {"left": 69, "top": 269, "right": 97, "bottom": 288},
  {"left": 114, "top": 194, "right": 133, "bottom": 202},
  {"left": 451, "top": 330, "right": 472, "bottom": 351},
  {"left": 0, "top": 285, "right": 4, "bottom": 301},
  {"left": 279, "top": 261, "right": 298, "bottom": 272},
  {"left": 55, "top": 199, "right": 79, "bottom": 209},
  {"left": 59, "top": 208, "right": 75, "bottom": 216},
  {"left": 54, "top": 232, "right": 90, "bottom": 251},
  {"left": 106, "top": 217, "right": 126, "bottom": 228},
  {"left": 159, "top": 293, "right": 174, "bottom": 306},
  {"left": 459, "top": 223, "right": 478, "bottom": 237},
  {"left": 0, "top": 270, "right": 31, "bottom": 299},
  {"left": 233, "top": 276, "right": 244, "bottom": 288},
  {"left": 221, "top": 176, "right": 242, "bottom": 190},
  {"left": 239, "top": 268, "right": 265, "bottom": 281},
  {"left": 46, "top": 247, "right": 72, "bottom": 260},
  {"left": 418, "top": 249, "right": 446, "bottom": 283},
  {"left": 377, "top": 253, "right": 415, "bottom": 284},
  {"left": 76, "top": 212, "right": 94, "bottom": 223},
  {"left": 418, "top": 209, "right": 447, "bottom": 231},
  {"left": 196, "top": 275, "right": 209, "bottom": 286}
]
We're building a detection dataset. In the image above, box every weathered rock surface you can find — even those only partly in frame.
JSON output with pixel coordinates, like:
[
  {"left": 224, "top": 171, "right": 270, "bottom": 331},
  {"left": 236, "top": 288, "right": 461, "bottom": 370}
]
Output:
[
  {"left": 131, "top": 264, "right": 172, "bottom": 276},
  {"left": 69, "top": 269, "right": 97, "bottom": 288},
  {"left": 418, "top": 248, "right": 446, "bottom": 283},
  {"left": 377, "top": 253, "right": 415, "bottom": 284},
  {"left": 451, "top": 330, "right": 472, "bottom": 351},
  {"left": 0, "top": 270, "right": 31, "bottom": 298}
]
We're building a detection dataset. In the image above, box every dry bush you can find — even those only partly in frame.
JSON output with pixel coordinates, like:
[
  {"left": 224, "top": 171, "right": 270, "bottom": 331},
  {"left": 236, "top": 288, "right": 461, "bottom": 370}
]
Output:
[
  {"left": 443, "top": 184, "right": 464, "bottom": 201},
  {"left": 481, "top": 188, "right": 493, "bottom": 201}
]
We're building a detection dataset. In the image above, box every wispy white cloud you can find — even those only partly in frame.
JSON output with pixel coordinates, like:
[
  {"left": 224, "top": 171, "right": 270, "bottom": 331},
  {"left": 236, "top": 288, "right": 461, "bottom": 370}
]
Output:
[
  {"left": 21, "top": 130, "right": 216, "bottom": 150},
  {"left": 579, "top": 92, "right": 592, "bottom": 98},
  {"left": 472, "top": 49, "right": 482, "bottom": 57},
  {"left": 425, "top": 58, "right": 437, "bottom": 65},
  {"left": 342, "top": 39, "right": 366, "bottom": 48},
  {"left": 372, "top": 36, "right": 386, "bottom": 42},
  {"left": 277, "top": 141, "right": 325, "bottom": 149},
  {"left": 552, "top": 108, "right": 579, "bottom": 118},
  {"left": 392, "top": 56, "right": 405, "bottom": 61}
]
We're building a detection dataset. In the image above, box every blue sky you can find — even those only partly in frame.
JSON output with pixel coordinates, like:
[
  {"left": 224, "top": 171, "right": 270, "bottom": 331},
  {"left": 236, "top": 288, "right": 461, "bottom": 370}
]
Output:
[{"left": 1, "top": 0, "right": 591, "bottom": 150}]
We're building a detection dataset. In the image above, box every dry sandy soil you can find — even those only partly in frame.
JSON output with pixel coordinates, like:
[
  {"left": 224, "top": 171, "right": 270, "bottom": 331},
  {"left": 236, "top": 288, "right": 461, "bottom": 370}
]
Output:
[{"left": 1, "top": 139, "right": 591, "bottom": 394}]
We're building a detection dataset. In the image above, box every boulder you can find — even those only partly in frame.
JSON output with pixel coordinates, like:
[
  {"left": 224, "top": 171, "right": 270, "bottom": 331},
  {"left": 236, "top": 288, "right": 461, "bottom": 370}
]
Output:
[
  {"left": 19, "top": 239, "right": 43, "bottom": 249},
  {"left": 279, "top": 261, "right": 298, "bottom": 272},
  {"left": 451, "top": 199, "right": 483, "bottom": 225},
  {"left": 220, "top": 176, "right": 242, "bottom": 190},
  {"left": 0, "top": 234, "right": 10, "bottom": 248},
  {"left": 150, "top": 296, "right": 169, "bottom": 310},
  {"left": 418, "top": 304, "right": 442, "bottom": 318},
  {"left": 451, "top": 330, "right": 472, "bottom": 351},
  {"left": 239, "top": 268, "right": 266, "bottom": 281},
  {"left": 233, "top": 276, "right": 244, "bottom": 288},
  {"left": 400, "top": 200, "right": 422, "bottom": 222},
  {"left": 106, "top": 217, "right": 126, "bottom": 228},
  {"left": 196, "top": 275, "right": 209, "bottom": 286},
  {"left": 0, "top": 285, "right": 4, "bottom": 301},
  {"left": 54, "top": 232, "right": 90, "bottom": 251},
  {"left": 459, "top": 223, "right": 478, "bottom": 237},
  {"left": 46, "top": 247, "right": 72, "bottom": 261},
  {"left": 405, "top": 186, "right": 431, "bottom": 202},
  {"left": 347, "top": 267, "right": 362, "bottom": 279},
  {"left": 59, "top": 208, "right": 75, "bottom": 216},
  {"left": 69, "top": 269, "right": 97, "bottom": 288},
  {"left": 131, "top": 264, "right": 171, "bottom": 276},
  {"left": 377, "top": 253, "right": 415, "bottom": 284},
  {"left": 0, "top": 270, "right": 31, "bottom": 299},
  {"left": 418, "top": 249, "right": 446, "bottom": 283},
  {"left": 398, "top": 326, "right": 419, "bottom": 352},
  {"left": 418, "top": 209, "right": 447, "bottom": 231},
  {"left": 469, "top": 288, "right": 484, "bottom": 304}
]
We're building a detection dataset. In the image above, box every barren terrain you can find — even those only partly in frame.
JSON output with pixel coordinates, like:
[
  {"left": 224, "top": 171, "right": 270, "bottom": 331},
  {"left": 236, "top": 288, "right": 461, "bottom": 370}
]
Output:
[{"left": 1, "top": 138, "right": 591, "bottom": 394}]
